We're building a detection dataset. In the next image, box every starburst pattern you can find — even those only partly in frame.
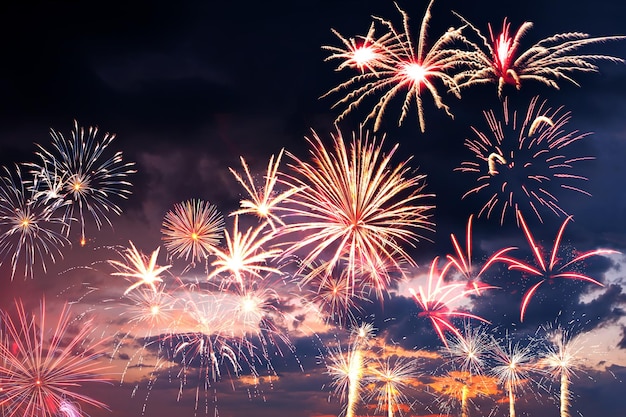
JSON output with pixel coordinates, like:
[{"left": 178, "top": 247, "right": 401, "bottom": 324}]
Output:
[
  {"left": 229, "top": 149, "right": 298, "bottom": 231},
  {"left": 453, "top": 14, "right": 625, "bottom": 97},
  {"left": 457, "top": 96, "right": 594, "bottom": 224},
  {"left": 279, "top": 127, "right": 434, "bottom": 298},
  {"left": 0, "top": 300, "right": 110, "bottom": 417},
  {"left": 0, "top": 165, "right": 70, "bottom": 279},
  {"left": 29, "top": 120, "right": 136, "bottom": 244},
  {"left": 109, "top": 241, "right": 173, "bottom": 295},
  {"left": 161, "top": 199, "right": 224, "bottom": 264}
]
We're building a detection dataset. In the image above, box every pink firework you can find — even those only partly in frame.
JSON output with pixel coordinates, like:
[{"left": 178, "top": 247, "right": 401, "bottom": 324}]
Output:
[
  {"left": 453, "top": 14, "right": 625, "bottom": 97},
  {"left": 161, "top": 199, "right": 224, "bottom": 265},
  {"left": 323, "top": 0, "right": 474, "bottom": 132},
  {"left": 0, "top": 300, "right": 110, "bottom": 417},
  {"left": 446, "top": 215, "right": 515, "bottom": 294},
  {"left": 409, "top": 257, "right": 492, "bottom": 347},
  {"left": 499, "top": 211, "right": 618, "bottom": 322},
  {"left": 278, "top": 127, "right": 434, "bottom": 298},
  {"left": 457, "top": 96, "right": 594, "bottom": 224}
]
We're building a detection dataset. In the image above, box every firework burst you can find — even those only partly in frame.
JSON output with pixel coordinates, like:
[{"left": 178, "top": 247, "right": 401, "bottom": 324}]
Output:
[
  {"left": 29, "top": 121, "right": 136, "bottom": 244},
  {"left": 109, "top": 241, "right": 173, "bottom": 295},
  {"left": 453, "top": 14, "right": 625, "bottom": 97},
  {"left": 229, "top": 149, "right": 299, "bottom": 231},
  {"left": 0, "top": 165, "right": 70, "bottom": 279},
  {"left": 499, "top": 211, "right": 618, "bottom": 322},
  {"left": 279, "top": 126, "right": 434, "bottom": 299},
  {"left": 457, "top": 96, "right": 594, "bottom": 224},
  {"left": 0, "top": 300, "right": 110, "bottom": 417},
  {"left": 367, "top": 352, "right": 420, "bottom": 417},
  {"left": 323, "top": 0, "right": 474, "bottom": 132},
  {"left": 161, "top": 199, "right": 224, "bottom": 265},
  {"left": 409, "top": 257, "right": 493, "bottom": 347}
]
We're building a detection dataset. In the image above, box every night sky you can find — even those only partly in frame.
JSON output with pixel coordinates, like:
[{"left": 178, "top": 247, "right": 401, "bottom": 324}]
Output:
[{"left": 1, "top": 0, "right": 626, "bottom": 416}]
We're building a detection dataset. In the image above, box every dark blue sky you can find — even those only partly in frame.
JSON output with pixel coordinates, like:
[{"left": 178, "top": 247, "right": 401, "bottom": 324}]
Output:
[{"left": 0, "top": 1, "right": 625, "bottom": 416}]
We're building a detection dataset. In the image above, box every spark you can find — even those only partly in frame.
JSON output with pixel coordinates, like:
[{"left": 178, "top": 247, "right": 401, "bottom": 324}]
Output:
[
  {"left": 161, "top": 199, "right": 225, "bottom": 264},
  {"left": 457, "top": 96, "right": 595, "bottom": 224},
  {"left": 367, "top": 353, "right": 420, "bottom": 417}
]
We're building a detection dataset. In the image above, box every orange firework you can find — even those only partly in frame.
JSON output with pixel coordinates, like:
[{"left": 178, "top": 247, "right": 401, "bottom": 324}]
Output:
[{"left": 161, "top": 199, "right": 224, "bottom": 264}]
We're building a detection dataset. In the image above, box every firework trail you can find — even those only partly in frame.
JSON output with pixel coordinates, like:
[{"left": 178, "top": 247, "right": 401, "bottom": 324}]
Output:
[
  {"left": 499, "top": 211, "right": 618, "bottom": 321},
  {"left": 409, "top": 257, "right": 493, "bottom": 347},
  {"left": 443, "top": 324, "right": 494, "bottom": 417},
  {"left": 279, "top": 126, "right": 434, "bottom": 300},
  {"left": 323, "top": 0, "right": 474, "bottom": 132},
  {"left": 457, "top": 96, "right": 594, "bottom": 224},
  {"left": 327, "top": 323, "right": 375, "bottom": 417},
  {"left": 0, "top": 300, "right": 110, "bottom": 417},
  {"left": 446, "top": 215, "right": 515, "bottom": 294},
  {"left": 538, "top": 327, "right": 587, "bottom": 417},
  {"left": 109, "top": 241, "right": 173, "bottom": 295},
  {"left": 57, "top": 400, "right": 83, "bottom": 417},
  {"left": 452, "top": 14, "right": 625, "bottom": 97},
  {"left": 367, "top": 351, "right": 420, "bottom": 417},
  {"left": 490, "top": 332, "right": 536, "bottom": 417},
  {"left": 0, "top": 165, "right": 70, "bottom": 279},
  {"left": 161, "top": 199, "right": 224, "bottom": 266},
  {"left": 208, "top": 215, "right": 281, "bottom": 289},
  {"left": 28, "top": 121, "right": 136, "bottom": 245},
  {"left": 229, "top": 149, "right": 299, "bottom": 231}
]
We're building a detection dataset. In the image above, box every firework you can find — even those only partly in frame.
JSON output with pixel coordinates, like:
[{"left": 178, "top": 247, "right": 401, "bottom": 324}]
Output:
[
  {"left": 208, "top": 215, "right": 281, "bottom": 288},
  {"left": 29, "top": 121, "right": 136, "bottom": 244},
  {"left": 229, "top": 150, "right": 299, "bottom": 231},
  {"left": 323, "top": 1, "right": 474, "bottom": 132},
  {"left": 499, "top": 211, "right": 618, "bottom": 322},
  {"left": 443, "top": 324, "right": 494, "bottom": 417},
  {"left": 0, "top": 165, "right": 70, "bottom": 279},
  {"left": 109, "top": 241, "right": 173, "bottom": 295},
  {"left": 323, "top": 22, "right": 394, "bottom": 74},
  {"left": 457, "top": 96, "right": 594, "bottom": 224},
  {"left": 538, "top": 327, "right": 586, "bottom": 417},
  {"left": 446, "top": 214, "right": 514, "bottom": 294},
  {"left": 297, "top": 259, "right": 368, "bottom": 327},
  {"left": 453, "top": 14, "right": 625, "bottom": 97},
  {"left": 327, "top": 323, "right": 374, "bottom": 417},
  {"left": 367, "top": 352, "right": 420, "bottom": 417},
  {"left": 409, "top": 258, "right": 493, "bottom": 347},
  {"left": 0, "top": 300, "right": 110, "bottom": 417},
  {"left": 279, "top": 127, "right": 434, "bottom": 298},
  {"left": 489, "top": 333, "right": 536, "bottom": 417},
  {"left": 57, "top": 400, "right": 82, "bottom": 417},
  {"left": 161, "top": 199, "right": 224, "bottom": 265}
]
